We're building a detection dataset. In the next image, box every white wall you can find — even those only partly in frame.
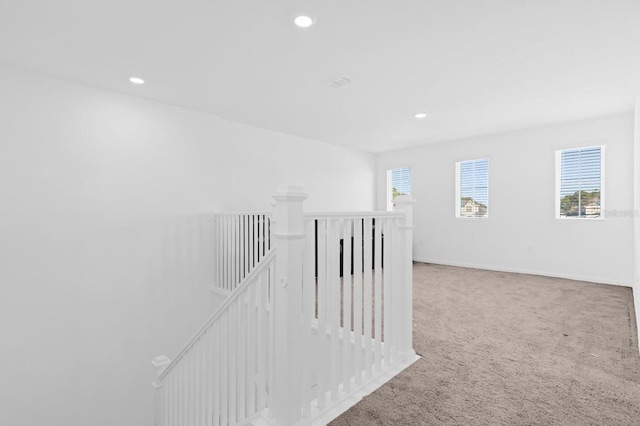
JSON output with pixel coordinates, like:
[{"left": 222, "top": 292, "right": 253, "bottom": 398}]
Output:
[
  {"left": 0, "top": 65, "right": 374, "bottom": 426},
  {"left": 222, "top": 122, "right": 375, "bottom": 212},
  {"left": 377, "top": 114, "right": 635, "bottom": 286}
]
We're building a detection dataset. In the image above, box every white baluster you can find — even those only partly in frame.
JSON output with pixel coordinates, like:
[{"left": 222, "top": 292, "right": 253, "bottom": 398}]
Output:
[
  {"left": 197, "top": 342, "right": 204, "bottom": 426},
  {"left": 212, "top": 322, "right": 220, "bottom": 426},
  {"left": 256, "top": 274, "right": 266, "bottom": 412},
  {"left": 267, "top": 262, "right": 276, "bottom": 417},
  {"left": 327, "top": 219, "right": 340, "bottom": 400},
  {"left": 256, "top": 215, "right": 261, "bottom": 264},
  {"left": 374, "top": 218, "right": 383, "bottom": 372},
  {"left": 382, "top": 218, "right": 393, "bottom": 366},
  {"left": 220, "top": 313, "right": 228, "bottom": 426},
  {"left": 353, "top": 218, "right": 363, "bottom": 385},
  {"left": 235, "top": 215, "right": 240, "bottom": 289},
  {"left": 250, "top": 214, "right": 254, "bottom": 268},
  {"left": 237, "top": 292, "right": 247, "bottom": 420},
  {"left": 213, "top": 216, "right": 219, "bottom": 290},
  {"left": 223, "top": 216, "right": 229, "bottom": 291},
  {"left": 189, "top": 351, "right": 196, "bottom": 426},
  {"left": 316, "top": 218, "right": 327, "bottom": 409},
  {"left": 246, "top": 284, "right": 256, "bottom": 415},
  {"left": 342, "top": 219, "right": 352, "bottom": 393},
  {"left": 205, "top": 330, "right": 213, "bottom": 426},
  {"left": 362, "top": 218, "right": 373, "bottom": 379},
  {"left": 301, "top": 219, "right": 315, "bottom": 418}
]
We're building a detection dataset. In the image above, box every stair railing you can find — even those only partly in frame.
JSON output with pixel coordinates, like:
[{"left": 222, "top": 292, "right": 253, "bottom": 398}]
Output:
[
  {"left": 156, "top": 249, "right": 276, "bottom": 426},
  {"left": 154, "top": 187, "right": 417, "bottom": 426},
  {"left": 213, "top": 212, "right": 271, "bottom": 293}
]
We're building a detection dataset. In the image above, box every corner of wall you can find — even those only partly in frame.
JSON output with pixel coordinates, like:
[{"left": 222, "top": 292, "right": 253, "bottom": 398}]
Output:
[{"left": 634, "top": 89, "right": 640, "bottom": 353}]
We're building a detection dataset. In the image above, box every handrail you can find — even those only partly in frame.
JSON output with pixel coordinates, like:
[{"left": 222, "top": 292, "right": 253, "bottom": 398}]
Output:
[
  {"left": 213, "top": 211, "right": 271, "bottom": 217},
  {"left": 305, "top": 211, "right": 403, "bottom": 219},
  {"left": 212, "top": 210, "right": 400, "bottom": 219},
  {"left": 159, "top": 248, "right": 276, "bottom": 381}
]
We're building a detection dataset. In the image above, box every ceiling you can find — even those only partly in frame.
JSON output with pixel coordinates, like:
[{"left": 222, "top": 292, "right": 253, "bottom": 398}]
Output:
[{"left": 1, "top": 0, "right": 639, "bottom": 153}]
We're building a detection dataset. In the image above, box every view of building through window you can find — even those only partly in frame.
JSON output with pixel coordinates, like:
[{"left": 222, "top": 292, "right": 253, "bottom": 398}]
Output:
[{"left": 456, "top": 158, "right": 489, "bottom": 218}]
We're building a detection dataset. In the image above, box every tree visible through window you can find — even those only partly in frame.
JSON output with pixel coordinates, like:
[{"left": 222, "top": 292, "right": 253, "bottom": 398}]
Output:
[
  {"left": 556, "top": 146, "right": 603, "bottom": 219},
  {"left": 456, "top": 159, "right": 488, "bottom": 218}
]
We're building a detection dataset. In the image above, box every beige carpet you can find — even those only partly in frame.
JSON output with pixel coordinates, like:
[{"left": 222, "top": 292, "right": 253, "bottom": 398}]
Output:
[{"left": 330, "top": 262, "right": 640, "bottom": 426}]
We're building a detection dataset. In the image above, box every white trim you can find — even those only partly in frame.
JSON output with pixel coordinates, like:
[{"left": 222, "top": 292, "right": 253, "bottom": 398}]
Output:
[
  {"left": 413, "top": 257, "right": 633, "bottom": 288},
  {"left": 386, "top": 169, "right": 393, "bottom": 212},
  {"left": 454, "top": 161, "right": 460, "bottom": 217},
  {"left": 555, "top": 149, "right": 561, "bottom": 218},
  {"left": 602, "top": 144, "right": 607, "bottom": 218},
  {"left": 634, "top": 286, "right": 640, "bottom": 353}
]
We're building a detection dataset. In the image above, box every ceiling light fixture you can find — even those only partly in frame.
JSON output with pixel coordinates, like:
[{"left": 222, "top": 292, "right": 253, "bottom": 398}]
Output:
[
  {"left": 129, "top": 77, "right": 145, "bottom": 85},
  {"left": 294, "top": 15, "right": 315, "bottom": 28},
  {"left": 414, "top": 112, "right": 428, "bottom": 119}
]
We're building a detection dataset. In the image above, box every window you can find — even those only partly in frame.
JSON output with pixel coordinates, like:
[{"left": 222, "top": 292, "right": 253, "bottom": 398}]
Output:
[
  {"left": 456, "top": 159, "right": 488, "bottom": 218},
  {"left": 387, "top": 167, "right": 411, "bottom": 211},
  {"left": 556, "top": 146, "right": 604, "bottom": 219}
]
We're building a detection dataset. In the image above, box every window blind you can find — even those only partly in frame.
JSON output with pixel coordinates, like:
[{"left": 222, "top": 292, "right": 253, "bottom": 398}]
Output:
[
  {"left": 391, "top": 167, "right": 411, "bottom": 195},
  {"left": 558, "top": 146, "right": 602, "bottom": 218},
  {"left": 457, "top": 158, "right": 488, "bottom": 218}
]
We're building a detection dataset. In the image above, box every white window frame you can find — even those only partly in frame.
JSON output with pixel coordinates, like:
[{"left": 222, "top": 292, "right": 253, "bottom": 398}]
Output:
[
  {"left": 555, "top": 145, "right": 605, "bottom": 220},
  {"left": 455, "top": 158, "right": 489, "bottom": 219},
  {"left": 386, "top": 167, "right": 411, "bottom": 211}
]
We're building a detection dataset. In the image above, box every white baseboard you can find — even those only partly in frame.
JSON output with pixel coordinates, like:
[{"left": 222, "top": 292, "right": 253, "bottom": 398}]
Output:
[{"left": 414, "top": 257, "right": 633, "bottom": 288}]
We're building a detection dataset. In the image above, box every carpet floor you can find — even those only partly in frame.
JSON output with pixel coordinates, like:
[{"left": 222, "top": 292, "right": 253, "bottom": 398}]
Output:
[{"left": 330, "top": 263, "right": 640, "bottom": 426}]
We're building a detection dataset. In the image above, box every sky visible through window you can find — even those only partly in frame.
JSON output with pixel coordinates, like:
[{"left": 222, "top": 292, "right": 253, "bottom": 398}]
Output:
[{"left": 391, "top": 167, "right": 411, "bottom": 195}]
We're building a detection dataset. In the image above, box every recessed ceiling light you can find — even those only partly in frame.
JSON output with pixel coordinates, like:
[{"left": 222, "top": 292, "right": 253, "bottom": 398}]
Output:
[
  {"left": 294, "top": 15, "right": 315, "bottom": 28},
  {"left": 129, "top": 77, "right": 145, "bottom": 85},
  {"left": 414, "top": 112, "right": 428, "bottom": 119}
]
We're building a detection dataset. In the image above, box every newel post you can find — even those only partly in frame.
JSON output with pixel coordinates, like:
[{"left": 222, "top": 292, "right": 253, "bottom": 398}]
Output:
[
  {"left": 271, "top": 186, "right": 308, "bottom": 425},
  {"left": 394, "top": 194, "right": 416, "bottom": 358}
]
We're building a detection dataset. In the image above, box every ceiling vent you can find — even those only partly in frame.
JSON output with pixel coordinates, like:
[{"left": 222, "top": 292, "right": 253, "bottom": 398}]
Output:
[{"left": 326, "top": 76, "right": 351, "bottom": 89}]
